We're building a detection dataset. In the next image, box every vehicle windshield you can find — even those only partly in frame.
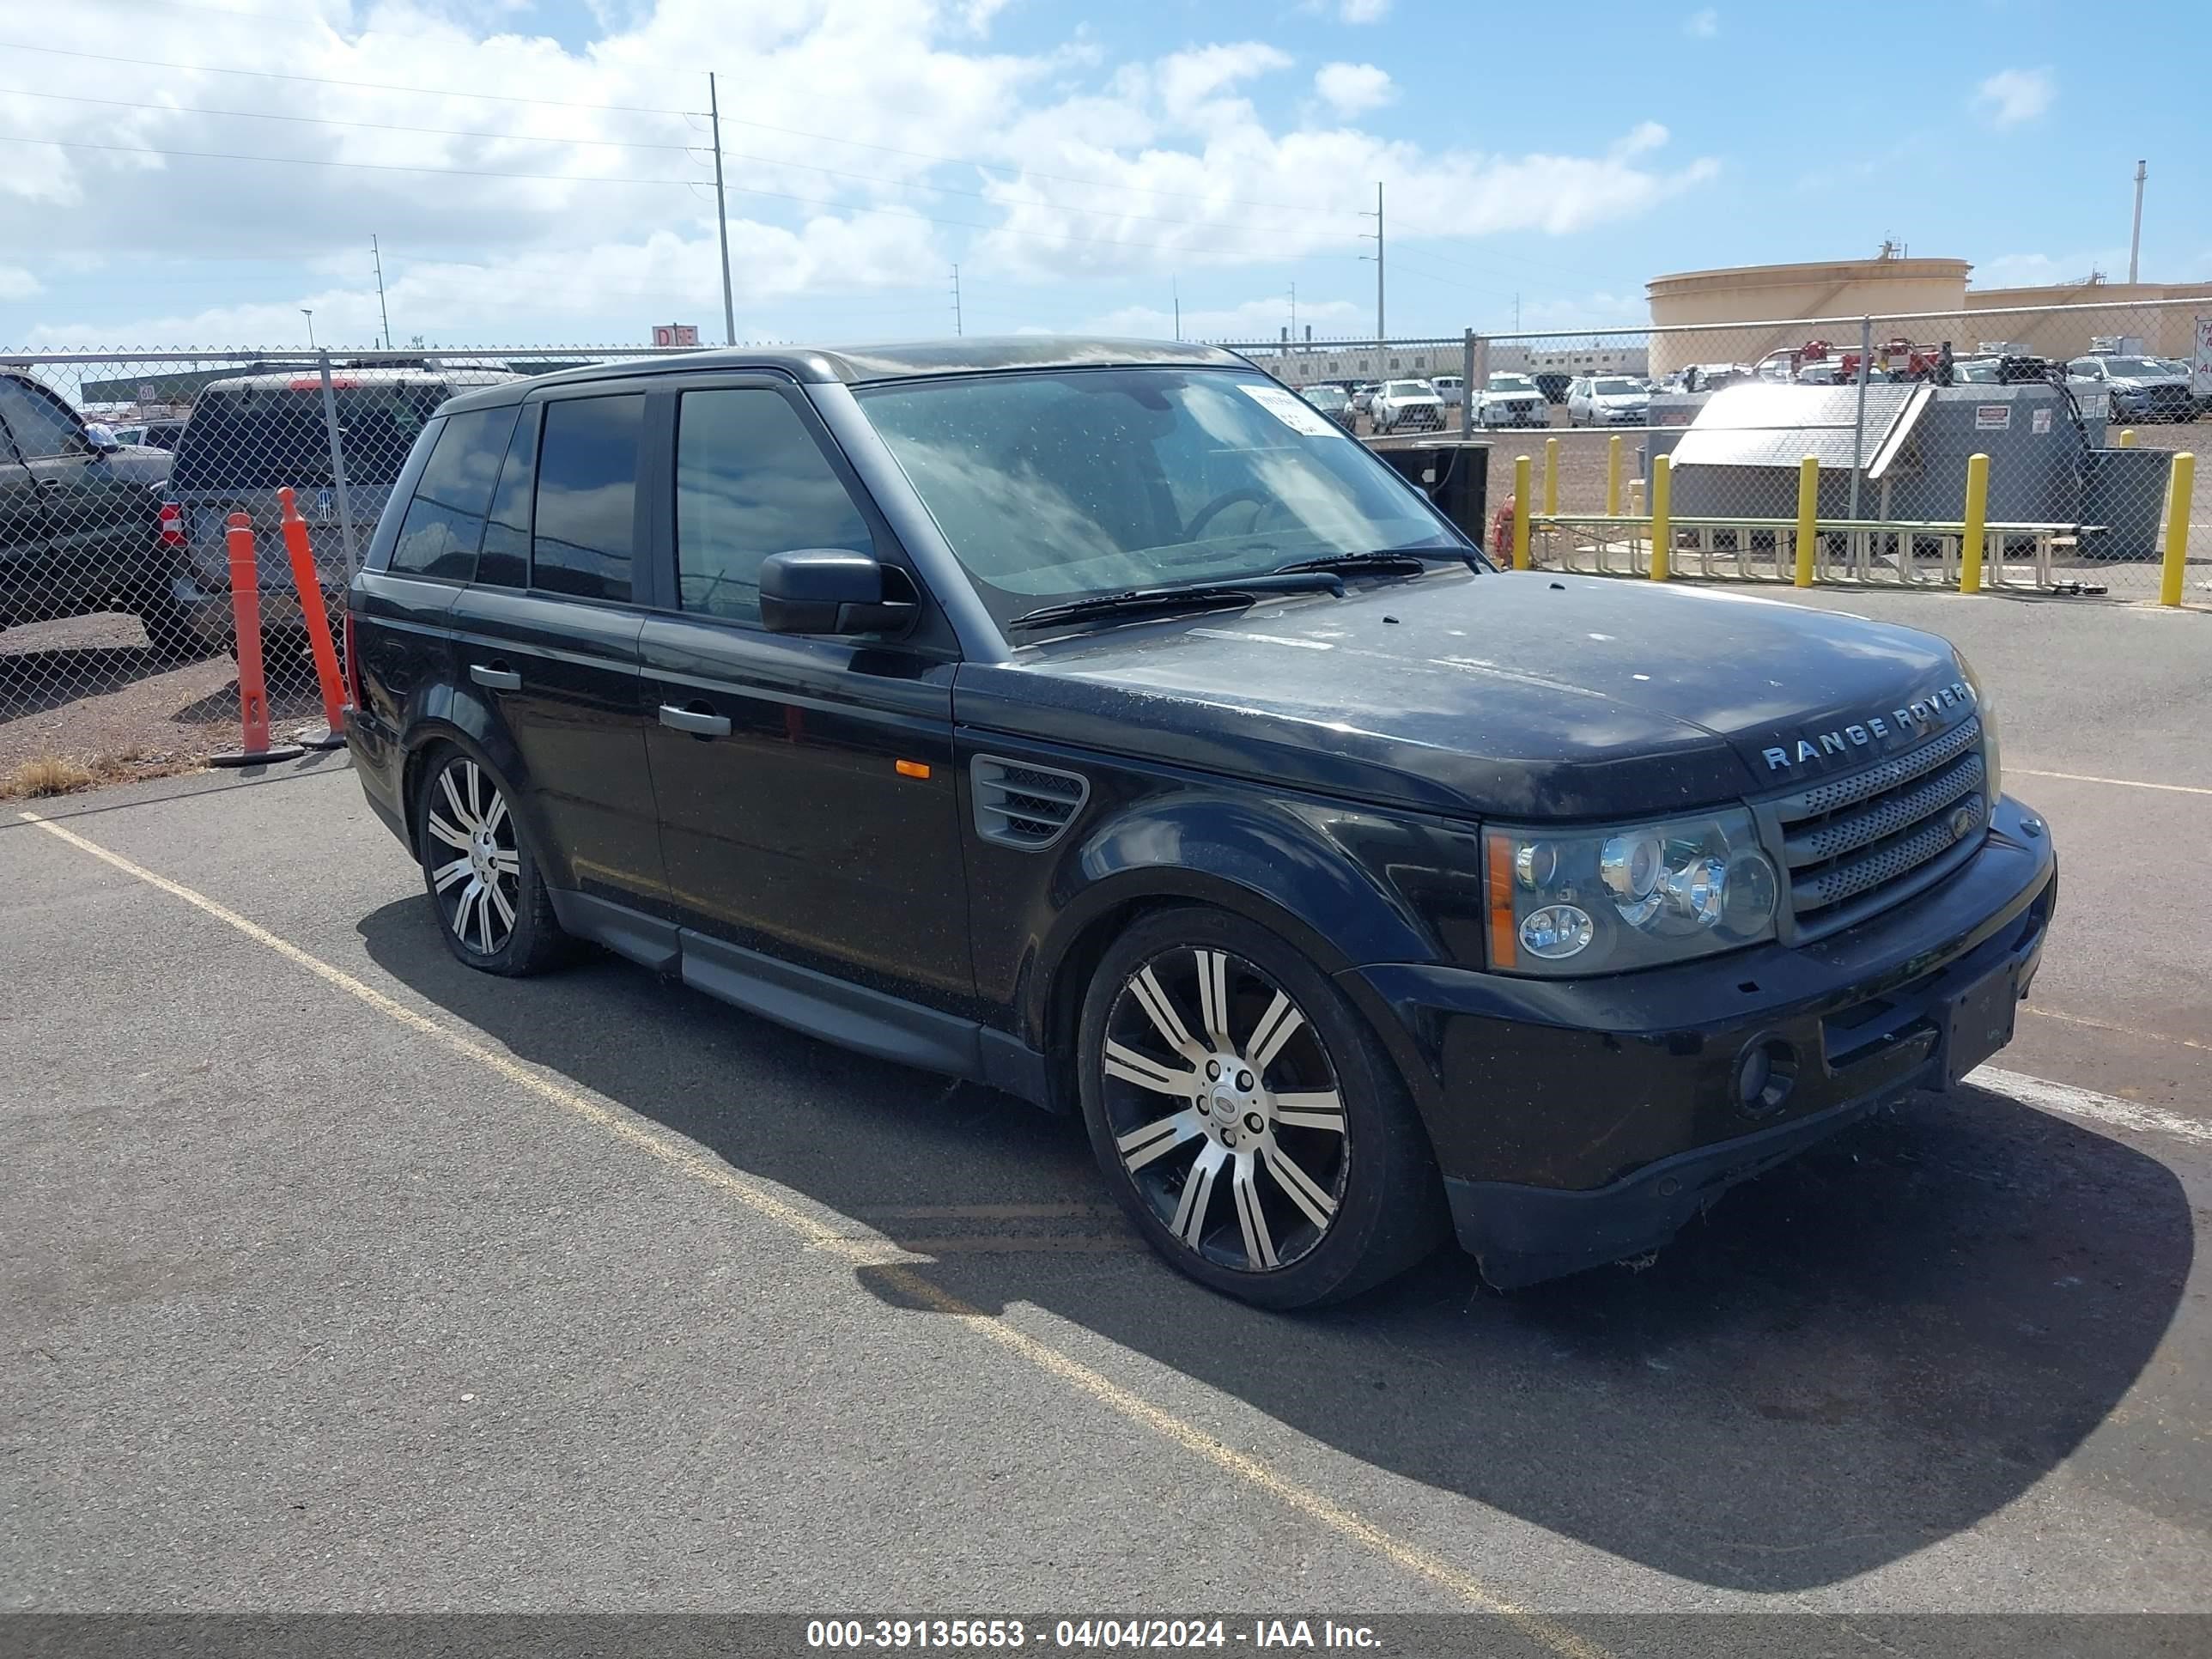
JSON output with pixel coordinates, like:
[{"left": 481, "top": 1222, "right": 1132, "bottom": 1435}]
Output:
[
  {"left": 857, "top": 368, "right": 1461, "bottom": 629},
  {"left": 1384, "top": 380, "right": 1430, "bottom": 397},
  {"left": 1304, "top": 386, "right": 1348, "bottom": 406},
  {"left": 1954, "top": 361, "right": 1999, "bottom": 381},
  {"left": 1592, "top": 378, "right": 1644, "bottom": 396},
  {"left": 1487, "top": 374, "right": 1537, "bottom": 392},
  {"left": 2097, "top": 358, "right": 2165, "bottom": 378}
]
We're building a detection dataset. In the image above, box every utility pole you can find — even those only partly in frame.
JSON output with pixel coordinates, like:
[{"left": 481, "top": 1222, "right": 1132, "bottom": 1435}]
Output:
[
  {"left": 2129, "top": 159, "right": 2147, "bottom": 284},
  {"left": 708, "top": 72, "right": 736, "bottom": 347},
  {"left": 1289, "top": 280, "right": 1297, "bottom": 347},
  {"left": 371, "top": 235, "right": 392, "bottom": 350},
  {"left": 300, "top": 307, "right": 314, "bottom": 349},
  {"left": 1359, "top": 182, "right": 1385, "bottom": 341},
  {"left": 950, "top": 264, "right": 963, "bottom": 336},
  {"left": 1172, "top": 277, "right": 1180, "bottom": 339}
]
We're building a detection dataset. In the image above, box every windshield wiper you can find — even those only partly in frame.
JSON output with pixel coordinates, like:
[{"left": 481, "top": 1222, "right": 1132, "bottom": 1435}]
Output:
[
  {"left": 1007, "top": 571, "right": 1344, "bottom": 631},
  {"left": 1274, "top": 546, "right": 1482, "bottom": 578}
]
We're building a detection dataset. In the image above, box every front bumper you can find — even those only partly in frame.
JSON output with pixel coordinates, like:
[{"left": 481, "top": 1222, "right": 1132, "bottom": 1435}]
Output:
[{"left": 1349, "top": 797, "right": 2057, "bottom": 1287}]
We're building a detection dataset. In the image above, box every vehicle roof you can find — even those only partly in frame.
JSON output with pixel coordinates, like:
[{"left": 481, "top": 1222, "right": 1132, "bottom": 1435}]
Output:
[
  {"left": 196, "top": 367, "right": 523, "bottom": 394},
  {"left": 438, "top": 337, "right": 1253, "bottom": 413}
]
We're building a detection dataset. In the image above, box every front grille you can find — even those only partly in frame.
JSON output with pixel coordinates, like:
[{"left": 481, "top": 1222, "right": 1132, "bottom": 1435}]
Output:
[{"left": 1759, "top": 717, "right": 1988, "bottom": 940}]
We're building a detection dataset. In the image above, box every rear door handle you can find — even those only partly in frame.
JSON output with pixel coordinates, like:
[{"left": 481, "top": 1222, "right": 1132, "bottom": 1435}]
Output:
[
  {"left": 658, "top": 702, "right": 731, "bottom": 738},
  {"left": 469, "top": 662, "right": 521, "bottom": 691}
]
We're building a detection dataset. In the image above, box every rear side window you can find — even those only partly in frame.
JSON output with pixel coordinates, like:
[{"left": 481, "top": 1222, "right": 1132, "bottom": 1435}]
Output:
[
  {"left": 172, "top": 382, "right": 446, "bottom": 492},
  {"left": 674, "top": 389, "right": 872, "bottom": 624},
  {"left": 476, "top": 402, "right": 541, "bottom": 589},
  {"left": 532, "top": 394, "right": 643, "bottom": 603},
  {"left": 388, "top": 406, "right": 519, "bottom": 580},
  {"left": 0, "top": 377, "right": 84, "bottom": 459}
]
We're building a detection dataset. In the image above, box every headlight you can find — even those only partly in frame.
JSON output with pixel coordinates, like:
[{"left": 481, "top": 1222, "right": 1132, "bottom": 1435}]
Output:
[
  {"left": 1960, "top": 654, "right": 2001, "bottom": 812},
  {"left": 1484, "top": 808, "right": 1778, "bottom": 975}
]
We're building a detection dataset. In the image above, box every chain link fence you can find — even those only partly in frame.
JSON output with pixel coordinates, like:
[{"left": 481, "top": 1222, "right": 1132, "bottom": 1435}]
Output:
[
  {"left": 0, "top": 346, "right": 665, "bottom": 792},
  {"left": 1229, "top": 297, "right": 2206, "bottom": 605},
  {"left": 2, "top": 309, "right": 2204, "bottom": 791}
]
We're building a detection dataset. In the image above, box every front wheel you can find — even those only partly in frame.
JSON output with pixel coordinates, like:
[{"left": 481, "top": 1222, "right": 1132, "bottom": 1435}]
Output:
[
  {"left": 414, "top": 744, "right": 568, "bottom": 975},
  {"left": 1077, "top": 907, "right": 1446, "bottom": 1309}
]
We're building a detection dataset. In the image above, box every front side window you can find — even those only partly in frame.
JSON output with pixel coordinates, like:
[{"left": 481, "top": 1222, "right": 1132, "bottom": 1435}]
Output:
[
  {"left": 532, "top": 394, "right": 643, "bottom": 603},
  {"left": 388, "top": 406, "right": 519, "bottom": 580},
  {"left": 674, "top": 389, "right": 872, "bottom": 624},
  {"left": 0, "top": 377, "right": 84, "bottom": 459},
  {"left": 859, "top": 368, "right": 1457, "bottom": 629}
]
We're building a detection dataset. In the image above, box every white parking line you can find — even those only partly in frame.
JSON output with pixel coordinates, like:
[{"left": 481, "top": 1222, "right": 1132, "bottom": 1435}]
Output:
[
  {"left": 1966, "top": 1065, "right": 2212, "bottom": 1145},
  {"left": 2013, "top": 768, "right": 2212, "bottom": 797}
]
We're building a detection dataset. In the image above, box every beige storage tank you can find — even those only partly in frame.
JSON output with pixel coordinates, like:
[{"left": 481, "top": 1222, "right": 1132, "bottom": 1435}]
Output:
[{"left": 1645, "top": 258, "right": 1972, "bottom": 377}]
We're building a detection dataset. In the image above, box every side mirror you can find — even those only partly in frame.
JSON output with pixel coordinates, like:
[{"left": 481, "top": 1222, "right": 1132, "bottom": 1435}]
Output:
[
  {"left": 758, "top": 549, "right": 917, "bottom": 637},
  {"left": 82, "top": 422, "right": 122, "bottom": 454}
]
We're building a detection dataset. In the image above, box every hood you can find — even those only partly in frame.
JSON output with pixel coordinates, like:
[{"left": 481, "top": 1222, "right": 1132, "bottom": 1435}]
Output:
[{"left": 953, "top": 572, "right": 1971, "bottom": 822}]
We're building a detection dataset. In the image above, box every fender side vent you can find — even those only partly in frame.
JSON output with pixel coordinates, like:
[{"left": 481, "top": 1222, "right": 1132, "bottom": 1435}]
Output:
[{"left": 971, "top": 756, "right": 1089, "bottom": 850}]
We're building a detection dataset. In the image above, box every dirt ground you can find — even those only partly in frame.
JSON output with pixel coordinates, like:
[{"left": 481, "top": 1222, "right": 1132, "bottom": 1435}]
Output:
[{"left": 0, "top": 612, "right": 331, "bottom": 793}]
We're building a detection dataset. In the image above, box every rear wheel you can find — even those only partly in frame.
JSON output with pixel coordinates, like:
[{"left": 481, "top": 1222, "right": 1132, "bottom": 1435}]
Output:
[
  {"left": 133, "top": 593, "right": 210, "bottom": 663},
  {"left": 414, "top": 744, "right": 568, "bottom": 975},
  {"left": 1077, "top": 906, "right": 1446, "bottom": 1309}
]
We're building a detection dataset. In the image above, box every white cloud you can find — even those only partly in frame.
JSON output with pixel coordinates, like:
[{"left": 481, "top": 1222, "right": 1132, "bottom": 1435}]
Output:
[
  {"left": 0, "top": 2, "right": 1718, "bottom": 345},
  {"left": 1310, "top": 0, "right": 1391, "bottom": 20},
  {"left": 1684, "top": 8, "right": 1718, "bottom": 36},
  {"left": 1969, "top": 248, "right": 2125, "bottom": 290},
  {"left": 1973, "top": 67, "right": 2055, "bottom": 127},
  {"left": 1314, "top": 62, "right": 1395, "bottom": 118}
]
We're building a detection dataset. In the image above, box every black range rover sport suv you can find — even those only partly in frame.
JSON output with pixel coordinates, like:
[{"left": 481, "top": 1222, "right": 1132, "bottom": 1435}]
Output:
[{"left": 346, "top": 338, "right": 2057, "bottom": 1309}]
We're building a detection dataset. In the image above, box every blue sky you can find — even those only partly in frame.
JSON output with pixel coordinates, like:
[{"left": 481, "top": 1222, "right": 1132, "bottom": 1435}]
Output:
[{"left": 0, "top": 0, "right": 2203, "bottom": 349}]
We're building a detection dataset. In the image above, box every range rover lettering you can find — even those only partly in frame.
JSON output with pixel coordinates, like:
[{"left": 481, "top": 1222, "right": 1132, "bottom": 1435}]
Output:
[{"left": 346, "top": 338, "right": 2057, "bottom": 1310}]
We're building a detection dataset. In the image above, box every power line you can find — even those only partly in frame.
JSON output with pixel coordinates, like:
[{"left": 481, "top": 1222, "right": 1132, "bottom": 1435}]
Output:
[
  {"left": 0, "top": 134, "right": 1362, "bottom": 261},
  {"left": 0, "top": 42, "right": 697, "bottom": 115},
  {"left": 0, "top": 41, "right": 1360, "bottom": 218}
]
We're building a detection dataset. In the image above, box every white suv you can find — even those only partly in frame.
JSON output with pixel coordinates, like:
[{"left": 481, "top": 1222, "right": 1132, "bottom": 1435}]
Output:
[{"left": 1370, "top": 379, "right": 1446, "bottom": 433}]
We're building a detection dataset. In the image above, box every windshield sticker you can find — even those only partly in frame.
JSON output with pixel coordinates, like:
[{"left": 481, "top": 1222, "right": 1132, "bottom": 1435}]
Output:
[{"left": 1239, "top": 383, "right": 1344, "bottom": 438}]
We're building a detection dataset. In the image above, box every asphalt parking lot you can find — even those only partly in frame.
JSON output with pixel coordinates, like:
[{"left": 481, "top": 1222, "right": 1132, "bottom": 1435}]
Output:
[{"left": 6, "top": 589, "right": 2211, "bottom": 1641}]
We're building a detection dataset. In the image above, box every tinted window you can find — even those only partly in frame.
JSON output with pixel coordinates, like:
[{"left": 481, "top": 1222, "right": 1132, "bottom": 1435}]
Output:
[
  {"left": 532, "top": 394, "right": 642, "bottom": 602},
  {"left": 0, "top": 377, "right": 85, "bottom": 459},
  {"left": 477, "top": 402, "right": 541, "bottom": 589},
  {"left": 674, "top": 390, "right": 872, "bottom": 623},
  {"left": 388, "top": 407, "right": 518, "bottom": 580},
  {"left": 172, "top": 382, "right": 447, "bottom": 491}
]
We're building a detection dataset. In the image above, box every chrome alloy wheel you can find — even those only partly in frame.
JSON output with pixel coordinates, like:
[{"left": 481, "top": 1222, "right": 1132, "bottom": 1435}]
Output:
[
  {"left": 1101, "top": 947, "right": 1348, "bottom": 1273},
  {"left": 423, "top": 756, "right": 521, "bottom": 957}
]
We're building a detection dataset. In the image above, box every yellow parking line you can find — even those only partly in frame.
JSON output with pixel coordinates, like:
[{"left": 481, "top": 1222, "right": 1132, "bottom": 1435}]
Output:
[
  {"left": 2022, "top": 1005, "right": 2212, "bottom": 1056},
  {"left": 2012, "top": 768, "right": 2212, "bottom": 797},
  {"left": 20, "top": 808, "right": 1606, "bottom": 1656}
]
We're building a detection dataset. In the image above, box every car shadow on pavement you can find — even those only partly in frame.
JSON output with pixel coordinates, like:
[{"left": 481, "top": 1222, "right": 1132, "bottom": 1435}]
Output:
[{"left": 358, "top": 898, "right": 2196, "bottom": 1595}]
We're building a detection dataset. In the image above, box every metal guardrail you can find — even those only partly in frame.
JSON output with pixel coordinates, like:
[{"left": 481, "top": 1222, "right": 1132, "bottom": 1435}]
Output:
[{"left": 1530, "top": 514, "right": 2100, "bottom": 592}]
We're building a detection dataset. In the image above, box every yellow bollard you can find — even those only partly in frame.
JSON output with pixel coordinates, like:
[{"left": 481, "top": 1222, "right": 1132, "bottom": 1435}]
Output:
[
  {"left": 1543, "top": 435, "right": 1559, "bottom": 517},
  {"left": 2160, "top": 453, "right": 2197, "bottom": 607},
  {"left": 1960, "top": 452, "right": 1990, "bottom": 594},
  {"left": 2118, "top": 428, "right": 2137, "bottom": 448},
  {"left": 1793, "top": 454, "right": 1819, "bottom": 587},
  {"left": 1649, "top": 454, "right": 1672, "bottom": 581},
  {"left": 1606, "top": 434, "right": 1622, "bottom": 517},
  {"left": 1512, "top": 453, "right": 1532, "bottom": 571}
]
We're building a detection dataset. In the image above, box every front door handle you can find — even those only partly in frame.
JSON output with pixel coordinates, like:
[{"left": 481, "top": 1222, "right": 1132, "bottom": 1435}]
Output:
[
  {"left": 469, "top": 662, "right": 521, "bottom": 691},
  {"left": 659, "top": 702, "right": 731, "bottom": 738}
]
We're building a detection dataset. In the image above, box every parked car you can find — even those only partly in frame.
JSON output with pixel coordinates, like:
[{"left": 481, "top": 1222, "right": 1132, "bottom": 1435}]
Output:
[
  {"left": 1565, "top": 375, "right": 1650, "bottom": 427},
  {"left": 2066, "top": 356, "right": 2195, "bottom": 423},
  {"left": 1430, "top": 374, "right": 1465, "bottom": 409},
  {"left": 0, "top": 369, "right": 198, "bottom": 657},
  {"left": 1370, "top": 378, "right": 1446, "bottom": 433},
  {"left": 1297, "top": 382, "right": 1357, "bottom": 429},
  {"left": 1474, "top": 373, "right": 1547, "bottom": 428},
  {"left": 1950, "top": 357, "right": 2002, "bottom": 385},
  {"left": 347, "top": 336, "right": 2055, "bottom": 1309},
  {"left": 110, "top": 418, "right": 186, "bottom": 453},
  {"left": 1532, "top": 373, "right": 1571, "bottom": 405},
  {"left": 1349, "top": 382, "right": 1381, "bottom": 415},
  {"left": 168, "top": 367, "right": 520, "bottom": 666}
]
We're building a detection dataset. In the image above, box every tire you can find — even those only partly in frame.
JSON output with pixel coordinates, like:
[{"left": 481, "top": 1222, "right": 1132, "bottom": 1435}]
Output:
[
  {"left": 414, "top": 743, "right": 568, "bottom": 976},
  {"left": 1076, "top": 905, "right": 1447, "bottom": 1309},
  {"left": 133, "top": 595, "right": 210, "bottom": 663}
]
